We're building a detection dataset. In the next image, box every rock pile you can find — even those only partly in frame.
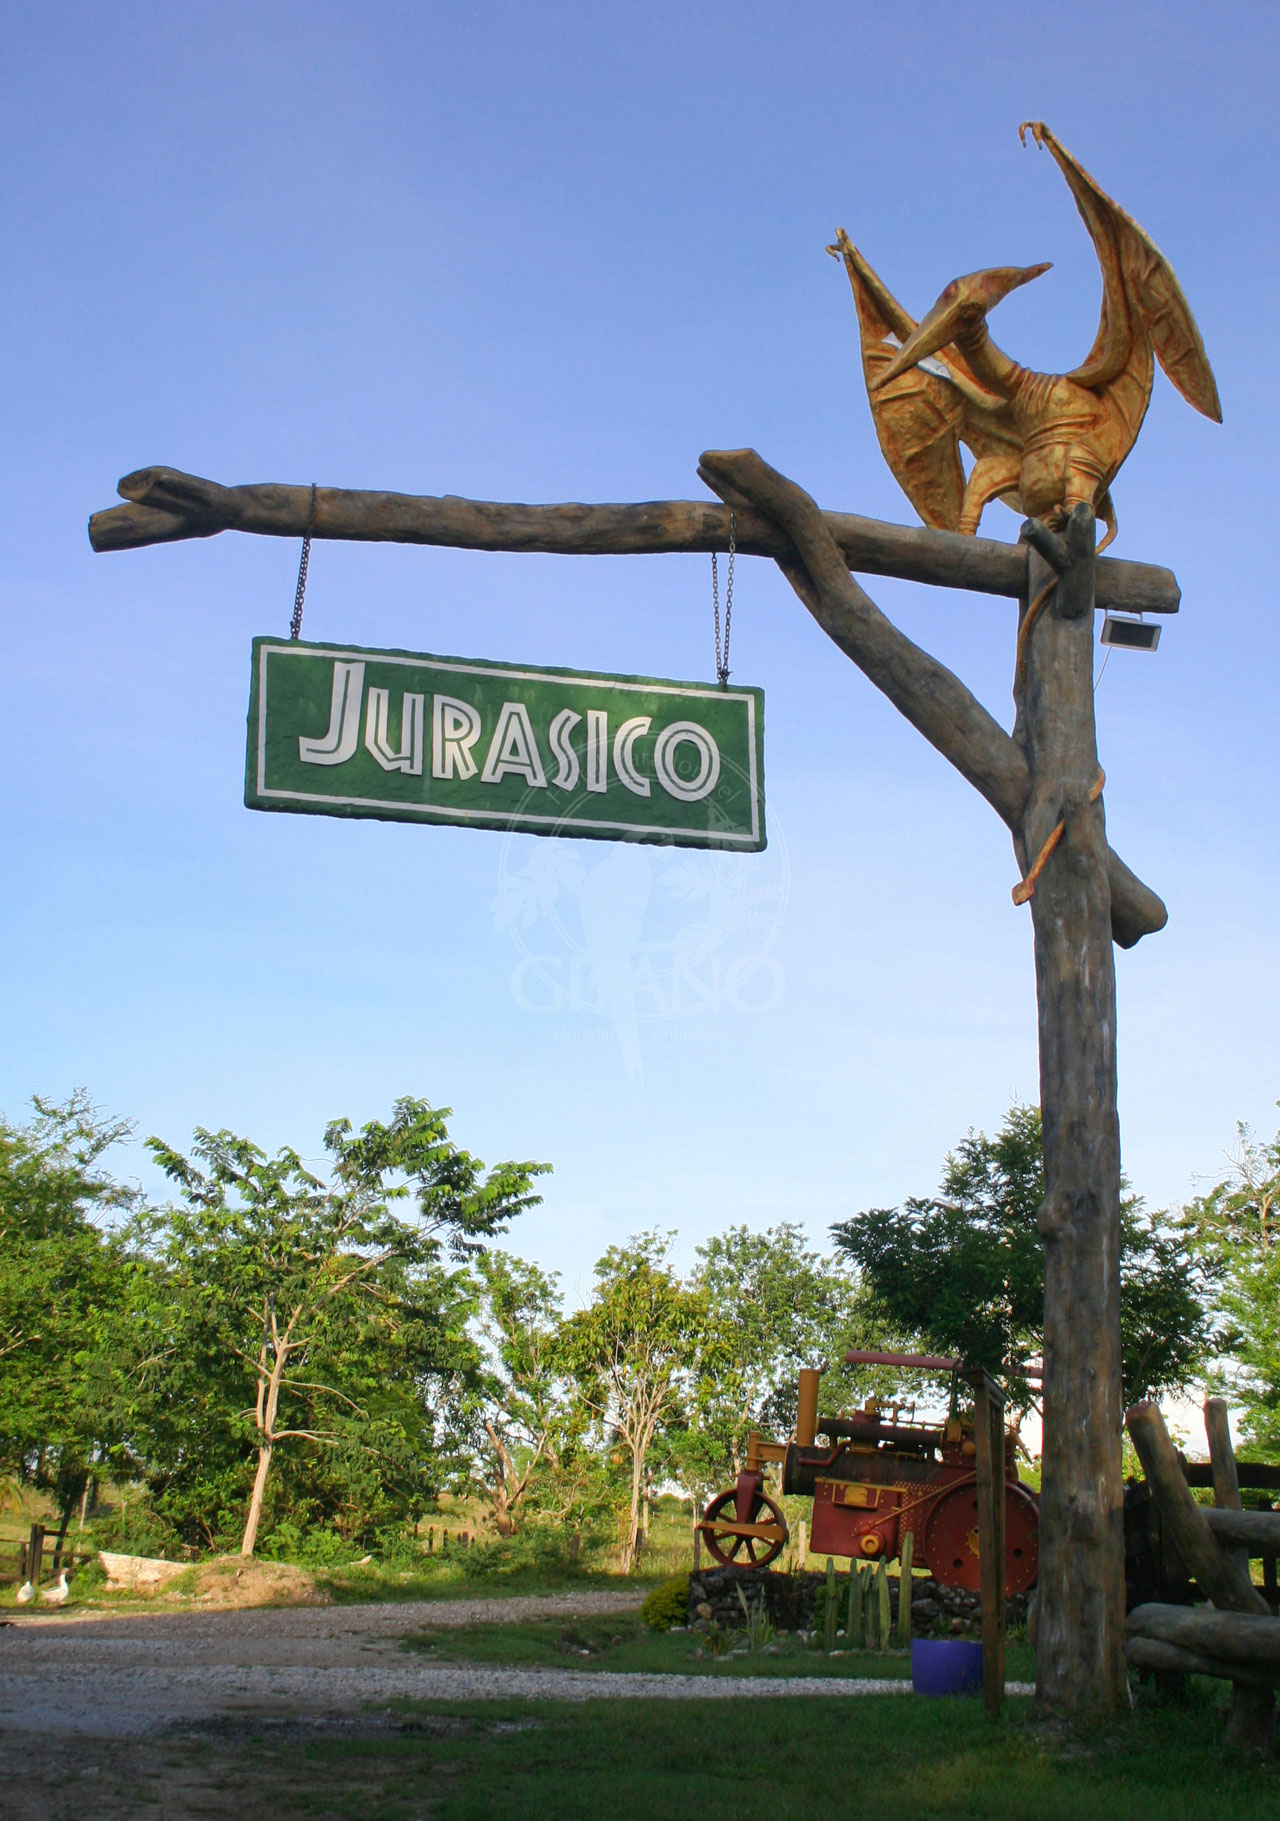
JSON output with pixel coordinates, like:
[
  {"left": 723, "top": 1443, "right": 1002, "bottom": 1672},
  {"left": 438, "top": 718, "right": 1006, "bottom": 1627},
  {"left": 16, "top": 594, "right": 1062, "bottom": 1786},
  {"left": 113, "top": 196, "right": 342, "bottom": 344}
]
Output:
[{"left": 687, "top": 1565, "right": 1030, "bottom": 1637}]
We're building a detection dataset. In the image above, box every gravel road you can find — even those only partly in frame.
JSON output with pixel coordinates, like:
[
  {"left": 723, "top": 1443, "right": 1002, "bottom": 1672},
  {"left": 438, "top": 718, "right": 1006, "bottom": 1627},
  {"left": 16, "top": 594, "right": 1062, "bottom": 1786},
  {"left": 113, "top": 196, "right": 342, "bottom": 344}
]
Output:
[{"left": 0, "top": 1592, "right": 1031, "bottom": 1737}]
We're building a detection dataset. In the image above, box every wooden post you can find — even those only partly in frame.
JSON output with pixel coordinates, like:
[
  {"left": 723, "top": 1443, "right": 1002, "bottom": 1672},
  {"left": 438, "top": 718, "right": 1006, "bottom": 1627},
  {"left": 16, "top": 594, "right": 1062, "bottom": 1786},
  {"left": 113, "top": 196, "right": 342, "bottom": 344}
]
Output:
[
  {"left": 1017, "top": 515, "right": 1127, "bottom": 1716},
  {"left": 26, "top": 1524, "right": 45, "bottom": 1592},
  {"left": 1202, "top": 1394, "right": 1274, "bottom": 1749},
  {"left": 1206, "top": 1396, "right": 1248, "bottom": 1572},
  {"left": 968, "top": 1366, "right": 1007, "bottom": 1718}
]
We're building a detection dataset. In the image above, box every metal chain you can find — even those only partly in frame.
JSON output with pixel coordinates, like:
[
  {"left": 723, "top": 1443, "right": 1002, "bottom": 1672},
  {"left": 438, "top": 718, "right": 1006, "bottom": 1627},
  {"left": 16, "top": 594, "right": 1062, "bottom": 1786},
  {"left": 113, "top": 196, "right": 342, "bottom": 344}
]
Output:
[
  {"left": 289, "top": 483, "right": 318, "bottom": 640},
  {"left": 712, "top": 508, "right": 735, "bottom": 686}
]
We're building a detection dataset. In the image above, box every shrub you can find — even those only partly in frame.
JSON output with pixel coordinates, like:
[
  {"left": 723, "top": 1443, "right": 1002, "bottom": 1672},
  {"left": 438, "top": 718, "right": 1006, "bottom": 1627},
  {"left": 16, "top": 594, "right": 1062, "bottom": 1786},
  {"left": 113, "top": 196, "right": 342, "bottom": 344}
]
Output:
[
  {"left": 87, "top": 1491, "right": 174, "bottom": 1559},
  {"left": 74, "top": 1554, "right": 107, "bottom": 1593},
  {"left": 463, "top": 1521, "right": 592, "bottom": 1581},
  {"left": 260, "top": 1521, "right": 361, "bottom": 1567},
  {"left": 370, "top": 1525, "right": 426, "bottom": 1569},
  {"left": 640, "top": 1573, "right": 689, "bottom": 1631}
]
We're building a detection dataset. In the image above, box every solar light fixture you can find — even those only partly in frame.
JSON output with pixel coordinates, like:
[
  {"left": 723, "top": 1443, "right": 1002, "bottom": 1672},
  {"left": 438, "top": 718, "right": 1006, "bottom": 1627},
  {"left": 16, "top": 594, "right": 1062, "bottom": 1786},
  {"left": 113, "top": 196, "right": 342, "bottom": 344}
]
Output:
[{"left": 1100, "top": 613, "right": 1161, "bottom": 653}]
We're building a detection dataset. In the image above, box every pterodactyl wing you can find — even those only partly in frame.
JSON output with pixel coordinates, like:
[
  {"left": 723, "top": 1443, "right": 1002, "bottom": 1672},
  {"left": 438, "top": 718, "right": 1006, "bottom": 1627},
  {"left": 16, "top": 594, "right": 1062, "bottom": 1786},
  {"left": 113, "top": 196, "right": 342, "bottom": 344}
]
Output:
[
  {"left": 830, "top": 232, "right": 1023, "bottom": 530},
  {"left": 1023, "top": 122, "right": 1222, "bottom": 423}
]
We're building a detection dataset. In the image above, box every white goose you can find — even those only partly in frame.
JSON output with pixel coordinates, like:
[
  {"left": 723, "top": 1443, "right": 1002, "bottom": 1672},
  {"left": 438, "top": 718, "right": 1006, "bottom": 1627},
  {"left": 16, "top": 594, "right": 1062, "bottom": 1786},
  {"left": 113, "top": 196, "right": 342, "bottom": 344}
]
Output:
[
  {"left": 15, "top": 1579, "right": 34, "bottom": 1605},
  {"left": 41, "top": 1571, "right": 70, "bottom": 1606}
]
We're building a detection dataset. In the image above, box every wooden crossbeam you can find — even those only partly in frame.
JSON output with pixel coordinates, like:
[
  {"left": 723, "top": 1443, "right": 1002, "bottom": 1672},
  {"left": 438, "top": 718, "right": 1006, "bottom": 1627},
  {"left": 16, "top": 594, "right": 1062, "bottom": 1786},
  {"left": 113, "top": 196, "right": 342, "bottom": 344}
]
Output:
[
  {"left": 1206, "top": 1508, "right": 1280, "bottom": 1553},
  {"left": 87, "top": 466, "right": 1180, "bottom": 616}
]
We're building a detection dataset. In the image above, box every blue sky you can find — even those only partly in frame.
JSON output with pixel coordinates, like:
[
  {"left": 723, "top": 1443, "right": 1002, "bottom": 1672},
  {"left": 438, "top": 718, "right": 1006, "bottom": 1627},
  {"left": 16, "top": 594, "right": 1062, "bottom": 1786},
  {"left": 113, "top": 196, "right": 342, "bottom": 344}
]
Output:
[{"left": 3, "top": 2, "right": 1277, "bottom": 1299}]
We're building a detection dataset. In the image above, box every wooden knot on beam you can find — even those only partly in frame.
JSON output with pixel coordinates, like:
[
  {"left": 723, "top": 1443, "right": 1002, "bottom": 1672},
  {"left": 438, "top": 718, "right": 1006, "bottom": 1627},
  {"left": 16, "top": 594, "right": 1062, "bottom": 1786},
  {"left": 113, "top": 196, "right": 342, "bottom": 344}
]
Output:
[
  {"left": 1036, "top": 1186, "right": 1091, "bottom": 1242},
  {"left": 1012, "top": 770, "right": 1105, "bottom": 905}
]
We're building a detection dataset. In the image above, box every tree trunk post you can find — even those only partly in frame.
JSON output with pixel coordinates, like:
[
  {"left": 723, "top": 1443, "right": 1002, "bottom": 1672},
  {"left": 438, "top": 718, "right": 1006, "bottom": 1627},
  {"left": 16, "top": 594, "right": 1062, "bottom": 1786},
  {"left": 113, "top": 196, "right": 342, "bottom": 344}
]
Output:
[
  {"left": 1016, "top": 511, "right": 1128, "bottom": 1715},
  {"left": 1205, "top": 1397, "right": 1248, "bottom": 1570},
  {"left": 51, "top": 1496, "right": 74, "bottom": 1575},
  {"left": 241, "top": 1443, "right": 273, "bottom": 1557},
  {"left": 622, "top": 1447, "right": 645, "bottom": 1575}
]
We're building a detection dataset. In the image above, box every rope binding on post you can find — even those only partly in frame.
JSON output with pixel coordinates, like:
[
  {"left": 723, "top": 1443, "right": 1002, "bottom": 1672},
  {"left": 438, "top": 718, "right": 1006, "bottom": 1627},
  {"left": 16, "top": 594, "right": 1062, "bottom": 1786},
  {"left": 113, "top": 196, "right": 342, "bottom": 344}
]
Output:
[{"left": 1012, "top": 769, "right": 1106, "bottom": 905}]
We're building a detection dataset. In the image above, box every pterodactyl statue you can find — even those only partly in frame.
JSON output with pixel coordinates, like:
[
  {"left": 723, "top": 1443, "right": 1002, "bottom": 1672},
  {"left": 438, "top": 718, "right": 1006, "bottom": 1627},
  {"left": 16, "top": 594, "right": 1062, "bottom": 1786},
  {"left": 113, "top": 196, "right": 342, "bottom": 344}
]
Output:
[{"left": 829, "top": 121, "right": 1221, "bottom": 551}]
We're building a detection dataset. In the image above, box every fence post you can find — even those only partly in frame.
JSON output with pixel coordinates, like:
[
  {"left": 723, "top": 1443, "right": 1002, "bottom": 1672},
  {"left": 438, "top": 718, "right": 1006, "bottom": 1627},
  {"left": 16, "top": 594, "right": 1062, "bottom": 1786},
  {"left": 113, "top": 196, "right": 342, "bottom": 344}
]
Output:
[
  {"left": 26, "top": 1524, "right": 45, "bottom": 1592},
  {"left": 966, "top": 1366, "right": 1007, "bottom": 1720}
]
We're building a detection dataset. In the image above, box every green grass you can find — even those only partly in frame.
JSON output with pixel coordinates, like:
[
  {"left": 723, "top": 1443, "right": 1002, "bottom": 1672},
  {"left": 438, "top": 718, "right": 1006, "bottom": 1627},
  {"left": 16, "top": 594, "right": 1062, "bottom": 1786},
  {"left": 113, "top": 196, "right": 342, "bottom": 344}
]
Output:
[
  {"left": 403, "top": 1609, "right": 1040, "bottom": 1682},
  {"left": 280, "top": 1691, "right": 1279, "bottom": 1821},
  {"left": 315, "top": 1560, "right": 656, "bottom": 1604}
]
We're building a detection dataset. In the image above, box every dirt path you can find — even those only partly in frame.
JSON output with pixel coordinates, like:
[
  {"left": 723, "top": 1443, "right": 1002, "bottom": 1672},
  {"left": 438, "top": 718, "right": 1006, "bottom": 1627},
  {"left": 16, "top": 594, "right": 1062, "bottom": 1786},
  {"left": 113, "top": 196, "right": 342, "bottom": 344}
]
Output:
[
  {"left": 0, "top": 1589, "right": 963, "bottom": 1738},
  {"left": 0, "top": 1595, "right": 1036, "bottom": 1817}
]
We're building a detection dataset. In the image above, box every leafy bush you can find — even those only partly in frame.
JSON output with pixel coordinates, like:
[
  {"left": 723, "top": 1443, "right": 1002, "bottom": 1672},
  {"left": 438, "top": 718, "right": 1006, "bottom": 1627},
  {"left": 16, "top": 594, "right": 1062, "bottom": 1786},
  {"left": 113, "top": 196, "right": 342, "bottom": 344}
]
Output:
[
  {"left": 260, "top": 1520, "right": 361, "bottom": 1567},
  {"left": 370, "top": 1524, "right": 427, "bottom": 1568},
  {"left": 88, "top": 1491, "right": 175, "bottom": 1559},
  {"left": 74, "top": 1553, "right": 107, "bottom": 1593},
  {"left": 463, "top": 1521, "right": 594, "bottom": 1581},
  {"left": 640, "top": 1573, "right": 689, "bottom": 1631}
]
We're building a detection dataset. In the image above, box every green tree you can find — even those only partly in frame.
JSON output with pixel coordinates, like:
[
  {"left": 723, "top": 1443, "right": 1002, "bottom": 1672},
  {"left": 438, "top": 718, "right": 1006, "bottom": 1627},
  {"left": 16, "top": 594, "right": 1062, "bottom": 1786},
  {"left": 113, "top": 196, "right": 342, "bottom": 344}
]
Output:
[
  {"left": 140, "top": 1098, "right": 546, "bottom": 1555},
  {"left": 559, "top": 1232, "right": 706, "bottom": 1573},
  {"left": 831, "top": 1103, "right": 1214, "bottom": 1413},
  {"left": 1181, "top": 1109, "right": 1280, "bottom": 1450},
  {"left": 0, "top": 1092, "right": 142, "bottom": 1537},
  {"left": 464, "top": 1250, "right": 568, "bottom": 1535},
  {"left": 674, "top": 1223, "right": 893, "bottom": 1498}
]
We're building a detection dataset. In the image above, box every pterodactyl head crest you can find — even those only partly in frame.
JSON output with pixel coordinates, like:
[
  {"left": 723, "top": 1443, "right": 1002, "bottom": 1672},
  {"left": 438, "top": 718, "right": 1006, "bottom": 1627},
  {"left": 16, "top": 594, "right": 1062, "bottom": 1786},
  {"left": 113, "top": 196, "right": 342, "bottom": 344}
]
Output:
[{"left": 873, "top": 263, "right": 1052, "bottom": 390}]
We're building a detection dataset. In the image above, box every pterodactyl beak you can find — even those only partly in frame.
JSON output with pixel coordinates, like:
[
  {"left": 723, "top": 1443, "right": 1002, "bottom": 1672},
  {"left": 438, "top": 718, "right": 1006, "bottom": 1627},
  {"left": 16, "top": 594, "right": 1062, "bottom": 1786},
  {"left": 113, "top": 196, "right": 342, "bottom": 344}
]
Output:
[{"left": 873, "top": 262, "right": 1052, "bottom": 389}]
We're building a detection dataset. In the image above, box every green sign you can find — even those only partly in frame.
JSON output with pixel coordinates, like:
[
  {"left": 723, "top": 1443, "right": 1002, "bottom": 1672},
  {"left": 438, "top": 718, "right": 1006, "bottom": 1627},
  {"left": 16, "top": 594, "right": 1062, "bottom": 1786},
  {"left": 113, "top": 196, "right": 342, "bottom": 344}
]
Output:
[{"left": 245, "top": 638, "right": 766, "bottom": 851}]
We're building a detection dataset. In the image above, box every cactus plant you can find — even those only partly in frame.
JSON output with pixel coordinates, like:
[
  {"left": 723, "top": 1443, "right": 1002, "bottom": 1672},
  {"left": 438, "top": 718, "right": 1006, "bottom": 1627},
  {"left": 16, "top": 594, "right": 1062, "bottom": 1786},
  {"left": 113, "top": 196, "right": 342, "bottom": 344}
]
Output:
[
  {"left": 874, "top": 1558, "right": 892, "bottom": 1651},
  {"left": 866, "top": 1566, "right": 884, "bottom": 1653},
  {"left": 847, "top": 1560, "right": 865, "bottom": 1642},
  {"left": 823, "top": 1557, "right": 839, "bottom": 1653},
  {"left": 897, "top": 1530, "right": 915, "bottom": 1643}
]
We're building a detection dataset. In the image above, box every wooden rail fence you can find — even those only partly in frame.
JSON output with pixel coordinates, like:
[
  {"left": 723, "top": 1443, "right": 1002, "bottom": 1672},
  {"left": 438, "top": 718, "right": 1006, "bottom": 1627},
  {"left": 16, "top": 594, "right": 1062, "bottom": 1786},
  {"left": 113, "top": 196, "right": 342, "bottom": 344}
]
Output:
[
  {"left": 1126, "top": 1398, "right": 1280, "bottom": 1760},
  {"left": 0, "top": 1524, "right": 94, "bottom": 1588}
]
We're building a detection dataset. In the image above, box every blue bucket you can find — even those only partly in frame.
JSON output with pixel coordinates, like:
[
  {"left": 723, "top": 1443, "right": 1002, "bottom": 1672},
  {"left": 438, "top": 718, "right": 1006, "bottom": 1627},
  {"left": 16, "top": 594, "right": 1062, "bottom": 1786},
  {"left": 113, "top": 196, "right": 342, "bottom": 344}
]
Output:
[{"left": 911, "top": 1638, "right": 984, "bottom": 1696}]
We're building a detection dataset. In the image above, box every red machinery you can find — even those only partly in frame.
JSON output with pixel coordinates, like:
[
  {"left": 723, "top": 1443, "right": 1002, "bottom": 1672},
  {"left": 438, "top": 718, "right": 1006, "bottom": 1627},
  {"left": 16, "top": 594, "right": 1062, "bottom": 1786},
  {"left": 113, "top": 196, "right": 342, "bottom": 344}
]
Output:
[{"left": 698, "top": 1350, "right": 1039, "bottom": 1596}]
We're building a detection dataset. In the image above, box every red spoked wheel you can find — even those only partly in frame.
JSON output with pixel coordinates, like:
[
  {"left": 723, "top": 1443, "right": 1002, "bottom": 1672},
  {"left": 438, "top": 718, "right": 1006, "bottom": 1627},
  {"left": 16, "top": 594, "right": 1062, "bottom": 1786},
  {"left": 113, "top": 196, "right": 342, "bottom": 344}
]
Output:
[
  {"left": 699, "top": 1486, "right": 788, "bottom": 1568},
  {"left": 922, "top": 1480, "right": 1040, "bottom": 1595}
]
